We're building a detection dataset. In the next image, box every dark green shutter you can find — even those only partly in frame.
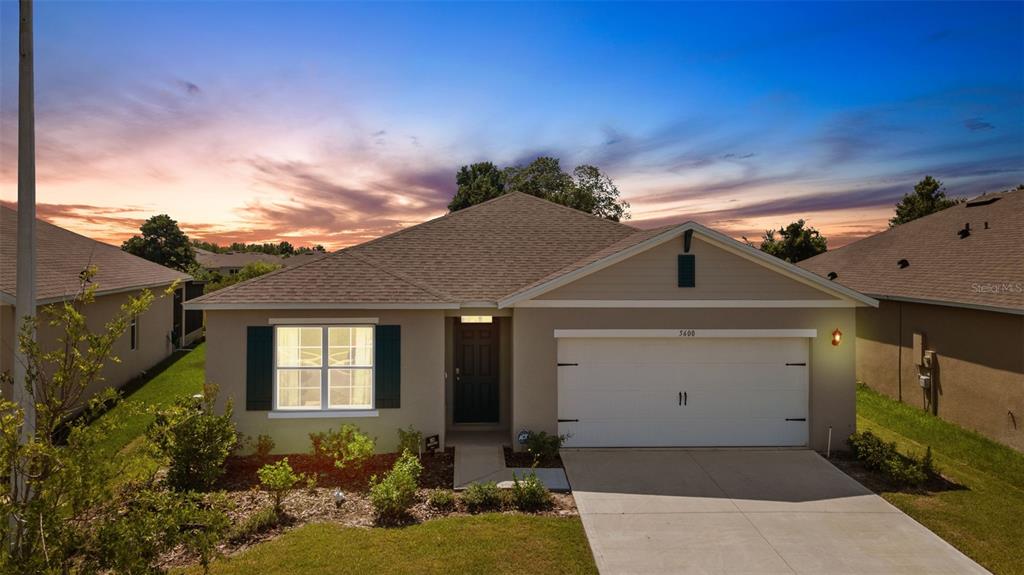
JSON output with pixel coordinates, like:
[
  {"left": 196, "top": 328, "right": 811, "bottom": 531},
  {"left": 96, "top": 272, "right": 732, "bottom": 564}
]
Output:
[
  {"left": 375, "top": 325, "right": 401, "bottom": 408},
  {"left": 678, "top": 254, "right": 696, "bottom": 287},
  {"left": 246, "top": 326, "right": 273, "bottom": 411}
]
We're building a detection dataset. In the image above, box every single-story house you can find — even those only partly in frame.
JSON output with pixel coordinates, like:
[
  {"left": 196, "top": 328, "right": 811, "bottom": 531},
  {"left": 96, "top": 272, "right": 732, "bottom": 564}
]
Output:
[
  {"left": 194, "top": 248, "right": 325, "bottom": 276},
  {"left": 186, "top": 192, "right": 877, "bottom": 453},
  {"left": 1, "top": 206, "right": 193, "bottom": 405},
  {"left": 800, "top": 188, "right": 1023, "bottom": 451}
]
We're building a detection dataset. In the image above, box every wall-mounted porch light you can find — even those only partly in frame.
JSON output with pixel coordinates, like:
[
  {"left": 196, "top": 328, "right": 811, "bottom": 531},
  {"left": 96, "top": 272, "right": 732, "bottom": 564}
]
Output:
[
  {"left": 460, "top": 315, "right": 493, "bottom": 324},
  {"left": 831, "top": 328, "right": 842, "bottom": 346}
]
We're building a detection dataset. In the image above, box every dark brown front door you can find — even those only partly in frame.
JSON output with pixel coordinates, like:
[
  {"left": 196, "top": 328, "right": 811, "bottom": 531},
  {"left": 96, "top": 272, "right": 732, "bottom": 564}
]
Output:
[{"left": 454, "top": 319, "right": 500, "bottom": 424}]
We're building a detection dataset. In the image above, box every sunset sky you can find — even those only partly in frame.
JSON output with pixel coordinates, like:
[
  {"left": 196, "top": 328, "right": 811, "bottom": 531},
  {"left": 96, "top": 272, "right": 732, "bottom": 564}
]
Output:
[{"left": 1, "top": 1, "right": 1021, "bottom": 250}]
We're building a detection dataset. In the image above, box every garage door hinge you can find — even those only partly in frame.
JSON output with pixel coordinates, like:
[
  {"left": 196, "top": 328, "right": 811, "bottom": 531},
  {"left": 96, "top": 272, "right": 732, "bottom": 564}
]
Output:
[
  {"left": 557, "top": 362, "right": 579, "bottom": 367},
  {"left": 785, "top": 362, "right": 807, "bottom": 366},
  {"left": 558, "top": 418, "right": 579, "bottom": 423},
  {"left": 785, "top": 418, "right": 807, "bottom": 422}
]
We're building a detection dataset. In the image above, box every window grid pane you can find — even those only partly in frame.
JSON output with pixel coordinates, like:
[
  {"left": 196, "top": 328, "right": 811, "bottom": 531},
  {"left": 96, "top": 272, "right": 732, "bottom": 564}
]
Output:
[
  {"left": 328, "top": 368, "right": 373, "bottom": 409},
  {"left": 276, "top": 369, "right": 322, "bottom": 409},
  {"left": 277, "top": 327, "right": 323, "bottom": 367},
  {"left": 275, "top": 326, "right": 374, "bottom": 411},
  {"left": 328, "top": 327, "right": 374, "bottom": 367}
]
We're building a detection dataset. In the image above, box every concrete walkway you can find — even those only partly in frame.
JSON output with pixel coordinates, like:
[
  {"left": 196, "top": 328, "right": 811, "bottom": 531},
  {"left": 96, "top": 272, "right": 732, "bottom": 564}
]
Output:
[
  {"left": 449, "top": 432, "right": 569, "bottom": 491},
  {"left": 563, "top": 449, "right": 989, "bottom": 575}
]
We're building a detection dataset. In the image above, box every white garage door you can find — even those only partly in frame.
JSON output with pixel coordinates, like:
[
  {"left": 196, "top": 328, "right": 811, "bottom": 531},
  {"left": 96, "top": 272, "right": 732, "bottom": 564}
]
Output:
[{"left": 557, "top": 337, "right": 809, "bottom": 447}]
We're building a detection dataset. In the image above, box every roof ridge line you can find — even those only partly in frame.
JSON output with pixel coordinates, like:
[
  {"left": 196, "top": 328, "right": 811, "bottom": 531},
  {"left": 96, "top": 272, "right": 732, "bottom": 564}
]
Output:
[
  {"left": 505, "top": 191, "right": 639, "bottom": 231},
  {"left": 343, "top": 250, "right": 457, "bottom": 302}
]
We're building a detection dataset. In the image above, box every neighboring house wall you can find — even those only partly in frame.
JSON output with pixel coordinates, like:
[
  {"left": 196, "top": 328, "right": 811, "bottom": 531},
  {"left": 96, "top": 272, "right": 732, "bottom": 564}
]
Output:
[
  {"left": 204, "top": 309, "right": 446, "bottom": 453},
  {"left": 1, "top": 286, "right": 177, "bottom": 407},
  {"left": 857, "top": 300, "right": 1024, "bottom": 451},
  {"left": 539, "top": 237, "right": 834, "bottom": 301}
]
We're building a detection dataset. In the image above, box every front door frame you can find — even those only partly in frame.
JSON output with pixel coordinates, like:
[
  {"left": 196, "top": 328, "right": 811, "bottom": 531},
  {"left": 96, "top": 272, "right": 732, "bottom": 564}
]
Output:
[{"left": 453, "top": 318, "right": 501, "bottom": 424}]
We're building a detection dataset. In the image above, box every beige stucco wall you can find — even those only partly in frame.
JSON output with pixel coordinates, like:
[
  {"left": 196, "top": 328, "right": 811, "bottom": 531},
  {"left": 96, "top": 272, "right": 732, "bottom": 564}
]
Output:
[
  {"left": 2, "top": 288, "right": 177, "bottom": 407},
  {"left": 204, "top": 308, "right": 446, "bottom": 454},
  {"left": 857, "top": 300, "right": 1024, "bottom": 451},
  {"left": 511, "top": 307, "right": 857, "bottom": 452},
  {"left": 540, "top": 236, "right": 834, "bottom": 300}
]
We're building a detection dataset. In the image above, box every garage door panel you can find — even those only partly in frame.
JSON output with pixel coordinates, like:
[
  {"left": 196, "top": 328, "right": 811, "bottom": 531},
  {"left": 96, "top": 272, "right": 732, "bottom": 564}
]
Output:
[{"left": 557, "top": 337, "right": 809, "bottom": 447}]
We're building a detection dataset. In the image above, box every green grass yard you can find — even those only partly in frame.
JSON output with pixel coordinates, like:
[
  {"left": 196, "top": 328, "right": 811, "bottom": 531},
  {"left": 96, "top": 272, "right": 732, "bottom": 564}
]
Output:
[
  {"left": 185, "top": 515, "right": 597, "bottom": 575},
  {"left": 856, "top": 384, "right": 1024, "bottom": 575}
]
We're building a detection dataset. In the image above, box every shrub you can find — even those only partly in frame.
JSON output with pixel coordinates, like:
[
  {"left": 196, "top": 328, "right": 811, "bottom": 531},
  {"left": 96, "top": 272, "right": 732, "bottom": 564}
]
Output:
[
  {"left": 510, "top": 470, "right": 553, "bottom": 511},
  {"left": 427, "top": 489, "right": 456, "bottom": 512},
  {"left": 258, "top": 458, "right": 303, "bottom": 514},
  {"left": 848, "top": 431, "right": 932, "bottom": 486},
  {"left": 369, "top": 449, "right": 423, "bottom": 523},
  {"left": 228, "top": 506, "right": 281, "bottom": 543},
  {"left": 147, "top": 384, "right": 238, "bottom": 491},
  {"left": 253, "top": 434, "right": 275, "bottom": 458},
  {"left": 310, "top": 424, "right": 375, "bottom": 469},
  {"left": 398, "top": 425, "right": 423, "bottom": 455},
  {"left": 525, "top": 430, "right": 567, "bottom": 464},
  {"left": 462, "top": 481, "right": 503, "bottom": 513}
]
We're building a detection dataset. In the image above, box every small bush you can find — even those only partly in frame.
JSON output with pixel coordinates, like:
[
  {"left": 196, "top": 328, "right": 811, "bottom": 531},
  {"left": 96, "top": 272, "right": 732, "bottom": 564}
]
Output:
[
  {"left": 369, "top": 449, "right": 423, "bottom": 523},
  {"left": 228, "top": 506, "right": 281, "bottom": 543},
  {"left": 462, "top": 481, "right": 503, "bottom": 513},
  {"left": 254, "top": 434, "right": 275, "bottom": 458},
  {"left": 427, "top": 489, "right": 456, "bottom": 512},
  {"left": 510, "top": 470, "right": 553, "bottom": 511},
  {"left": 147, "top": 384, "right": 238, "bottom": 491},
  {"left": 525, "top": 431, "right": 567, "bottom": 464},
  {"left": 848, "top": 431, "right": 933, "bottom": 486},
  {"left": 310, "top": 424, "right": 375, "bottom": 469},
  {"left": 257, "top": 458, "right": 303, "bottom": 514},
  {"left": 397, "top": 425, "right": 423, "bottom": 455}
]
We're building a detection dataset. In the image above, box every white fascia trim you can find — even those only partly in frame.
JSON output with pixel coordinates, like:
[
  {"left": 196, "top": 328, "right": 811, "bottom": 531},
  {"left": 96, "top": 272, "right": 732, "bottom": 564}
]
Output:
[
  {"left": 498, "top": 222, "right": 878, "bottom": 309},
  {"left": 872, "top": 294, "right": 1024, "bottom": 316},
  {"left": 516, "top": 299, "right": 856, "bottom": 308},
  {"left": 269, "top": 317, "right": 379, "bottom": 325},
  {"left": 267, "top": 409, "right": 379, "bottom": 419},
  {"left": 184, "top": 302, "right": 459, "bottom": 311},
  {"left": 554, "top": 329, "right": 818, "bottom": 339}
]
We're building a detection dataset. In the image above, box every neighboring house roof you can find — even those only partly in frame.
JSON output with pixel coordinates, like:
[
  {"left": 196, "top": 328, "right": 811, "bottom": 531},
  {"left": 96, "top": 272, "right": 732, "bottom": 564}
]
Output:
[
  {"left": 799, "top": 188, "right": 1024, "bottom": 314},
  {"left": 0, "top": 206, "right": 191, "bottom": 305},
  {"left": 194, "top": 248, "right": 324, "bottom": 270},
  {"left": 187, "top": 192, "right": 875, "bottom": 310}
]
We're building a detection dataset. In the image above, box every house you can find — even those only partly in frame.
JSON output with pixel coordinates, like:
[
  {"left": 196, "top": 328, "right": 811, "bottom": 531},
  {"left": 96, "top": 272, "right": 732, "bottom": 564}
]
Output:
[
  {"left": 1, "top": 206, "right": 193, "bottom": 405},
  {"left": 185, "top": 192, "right": 877, "bottom": 453},
  {"left": 800, "top": 189, "right": 1024, "bottom": 451},
  {"left": 194, "top": 248, "right": 324, "bottom": 277}
]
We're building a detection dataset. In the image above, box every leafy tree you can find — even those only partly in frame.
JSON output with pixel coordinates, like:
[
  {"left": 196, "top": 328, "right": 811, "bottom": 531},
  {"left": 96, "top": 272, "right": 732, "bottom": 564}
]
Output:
[
  {"left": 889, "top": 176, "right": 962, "bottom": 227},
  {"left": 448, "top": 157, "right": 631, "bottom": 221},
  {"left": 203, "top": 261, "right": 281, "bottom": 293},
  {"left": 448, "top": 161, "right": 507, "bottom": 212},
  {"left": 278, "top": 241, "right": 295, "bottom": 255},
  {"left": 122, "top": 214, "right": 196, "bottom": 271},
  {"left": 747, "top": 220, "right": 828, "bottom": 263},
  {"left": 0, "top": 268, "right": 230, "bottom": 572}
]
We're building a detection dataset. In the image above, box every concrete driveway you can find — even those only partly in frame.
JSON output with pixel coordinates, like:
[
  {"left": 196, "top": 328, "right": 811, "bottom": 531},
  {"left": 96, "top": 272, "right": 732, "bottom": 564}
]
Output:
[{"left": 562, "top": 449, "right": 989, "bottom": 575}]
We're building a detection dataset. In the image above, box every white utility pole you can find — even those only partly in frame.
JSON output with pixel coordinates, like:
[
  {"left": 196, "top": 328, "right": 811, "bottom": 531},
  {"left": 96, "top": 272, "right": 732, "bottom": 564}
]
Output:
[{"left": 14, "top": 0, "right": 37, "bottom": 440}]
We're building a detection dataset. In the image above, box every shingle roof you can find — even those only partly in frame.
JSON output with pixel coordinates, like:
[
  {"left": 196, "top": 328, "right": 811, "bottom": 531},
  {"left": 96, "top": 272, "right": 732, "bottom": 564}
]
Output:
[
  {"left": 191, "top": 192, "right": 640, "bottom": 307},
  {"left": 799, "top": 189, "right": 1024, "bottom": 312},
  {"left": 1, "top": 206, "right": 190, "bottom": 304}
]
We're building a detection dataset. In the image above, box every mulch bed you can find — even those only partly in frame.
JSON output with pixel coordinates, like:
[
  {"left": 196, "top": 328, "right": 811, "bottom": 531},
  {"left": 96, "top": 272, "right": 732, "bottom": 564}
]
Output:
[
  {"left": 219, "top": 447, "right": 454, "bottom": 491},
  {"left": 503, "top": 446, "right": 563, "bottom": 469},
  {"left": 828, "top": 452, "right": 964, "bottom": 495}
]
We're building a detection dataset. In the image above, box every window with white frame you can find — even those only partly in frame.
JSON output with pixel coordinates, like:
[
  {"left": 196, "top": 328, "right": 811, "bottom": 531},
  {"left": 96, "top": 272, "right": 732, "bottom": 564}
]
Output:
[{"left": 275, "top": 325, "right": 374, "bottom": 410}]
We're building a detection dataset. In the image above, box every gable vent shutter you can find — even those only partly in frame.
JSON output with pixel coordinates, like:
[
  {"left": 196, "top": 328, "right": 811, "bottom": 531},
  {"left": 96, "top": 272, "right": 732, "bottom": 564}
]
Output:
[
  {"left": 246, "top": 326, "right": 273, "bottom": 411},
  {"left": 375, "top": 325, "right": 401, "bottom": 408},
  {"left": 678, "top": 254, "right": 696, "bottom": 287}
]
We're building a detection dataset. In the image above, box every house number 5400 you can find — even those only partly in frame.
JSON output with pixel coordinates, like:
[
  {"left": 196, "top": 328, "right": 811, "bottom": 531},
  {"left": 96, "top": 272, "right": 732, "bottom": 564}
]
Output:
[{"left": 678, "top": 329, "right": 696, "bottom": 337}]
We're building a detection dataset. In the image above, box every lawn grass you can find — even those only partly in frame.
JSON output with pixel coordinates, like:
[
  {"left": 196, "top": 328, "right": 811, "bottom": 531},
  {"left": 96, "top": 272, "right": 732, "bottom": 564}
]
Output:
[
  {"left": 184, "top": 515, "right": 597, "bottom": 575},
  {"left": 96, "top": 343, "right": 206, "bottom": 455},
  {"left": 856, "top": 383, "right": 1024, "bottom": 575}
]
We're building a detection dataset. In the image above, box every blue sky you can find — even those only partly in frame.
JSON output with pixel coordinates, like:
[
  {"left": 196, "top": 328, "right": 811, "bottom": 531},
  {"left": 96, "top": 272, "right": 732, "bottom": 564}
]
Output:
[{"left": 1, "top": 1, "right": 1021, "bottom": 247}]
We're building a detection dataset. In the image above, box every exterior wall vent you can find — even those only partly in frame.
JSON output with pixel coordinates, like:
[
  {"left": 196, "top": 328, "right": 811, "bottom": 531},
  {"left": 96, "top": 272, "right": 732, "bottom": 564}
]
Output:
[
  {"left": 827, "top": 271, "right": 838, "bottom": 281},
  {"left": 897, "top": 259, "right": 910, "bottom": 269}
]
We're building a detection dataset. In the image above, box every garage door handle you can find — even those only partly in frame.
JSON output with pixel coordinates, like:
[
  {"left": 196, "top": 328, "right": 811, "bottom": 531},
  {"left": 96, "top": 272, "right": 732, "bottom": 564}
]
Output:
[{"left": 679, "top": 391, "right": 687, "bottom": 406}]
